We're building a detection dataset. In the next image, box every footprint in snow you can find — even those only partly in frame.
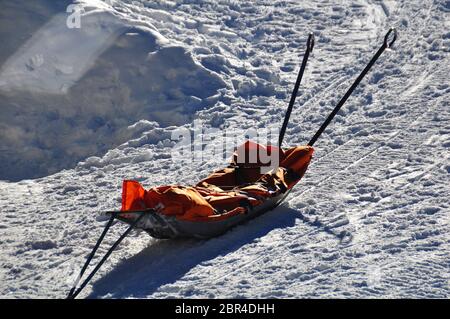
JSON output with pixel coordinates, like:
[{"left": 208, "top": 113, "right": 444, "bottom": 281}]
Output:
[{"left": 25, "top": 54, "right": 45, "bottom": 71}]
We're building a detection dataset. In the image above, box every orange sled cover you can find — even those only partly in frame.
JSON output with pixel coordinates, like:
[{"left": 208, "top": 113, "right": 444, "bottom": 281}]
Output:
[{"left": 121, "top": 141, "right": 313, "bottom": 222}]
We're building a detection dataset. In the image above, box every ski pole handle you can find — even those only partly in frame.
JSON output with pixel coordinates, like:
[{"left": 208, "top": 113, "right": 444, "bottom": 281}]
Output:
[
  {"left": 307, "top": 32, "right": 315, "bottom": 52},
  {"left": 384, "top": 28, "right": 397, "bottom": 48}
]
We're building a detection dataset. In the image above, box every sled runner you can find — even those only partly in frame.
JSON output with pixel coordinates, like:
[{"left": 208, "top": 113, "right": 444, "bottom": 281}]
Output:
[{"left": 67, "top": 29, "right": 397, "bottom": 299}]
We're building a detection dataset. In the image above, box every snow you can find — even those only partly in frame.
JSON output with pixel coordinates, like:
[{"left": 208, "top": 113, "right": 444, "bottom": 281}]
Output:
[
  {"left": 0, "top": 0, "right": 449, "bottom": 299},
  {"left": 0, "top": 0, "right": 225, "bottom": 181}
]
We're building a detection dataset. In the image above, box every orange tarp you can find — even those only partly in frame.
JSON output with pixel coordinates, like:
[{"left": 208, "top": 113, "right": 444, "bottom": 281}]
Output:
[{"left": 121, "top": 141, "right": 313, "bottom": 221}]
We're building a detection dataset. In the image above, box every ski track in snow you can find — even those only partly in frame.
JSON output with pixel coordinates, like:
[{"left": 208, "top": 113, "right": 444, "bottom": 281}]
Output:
[{"left": 0, "top": 0, "right": 449, "bottom": 298}]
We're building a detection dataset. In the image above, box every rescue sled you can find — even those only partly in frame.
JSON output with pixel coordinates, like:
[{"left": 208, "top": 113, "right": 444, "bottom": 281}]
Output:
[
  {"left": 115, "top": 191, "right": 289, "bottom": 239},
  {"left": 113, "top": 142, "right": 313, "bottom": 239},
  {"left": 67, "top": 29, "right": 397, "bottom": 299}
]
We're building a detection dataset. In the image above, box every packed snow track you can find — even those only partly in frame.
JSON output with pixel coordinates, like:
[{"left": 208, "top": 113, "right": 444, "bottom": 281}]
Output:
[{"left": 0, "top": 0, "right": 449, "bottom": 298}]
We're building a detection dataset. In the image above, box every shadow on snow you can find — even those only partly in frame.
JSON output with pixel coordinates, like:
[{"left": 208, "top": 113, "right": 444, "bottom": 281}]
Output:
[{"left": 88, "top": 205, "right": 351, "bottom": 298}]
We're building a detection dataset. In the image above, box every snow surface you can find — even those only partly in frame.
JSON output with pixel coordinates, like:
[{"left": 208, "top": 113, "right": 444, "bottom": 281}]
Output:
[{"left": 0, "top": 0, "right": 449, "bottom": 298}]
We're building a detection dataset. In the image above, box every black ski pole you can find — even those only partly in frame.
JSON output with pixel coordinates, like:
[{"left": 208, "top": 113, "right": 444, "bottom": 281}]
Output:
[
  {"left": 308, "top": 28, "right": 397, "bottom": 147},
  {"left": 67, "top": 211, "right": 119, "bottom": 298},
  {"left": 67, "top": 213, "right": 145, "bottom": 299},
  {"left": 279, "top": 33, "right": 315, "bottom": 147}
]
